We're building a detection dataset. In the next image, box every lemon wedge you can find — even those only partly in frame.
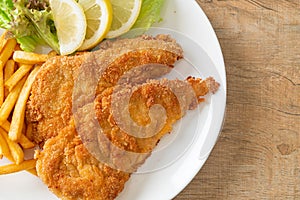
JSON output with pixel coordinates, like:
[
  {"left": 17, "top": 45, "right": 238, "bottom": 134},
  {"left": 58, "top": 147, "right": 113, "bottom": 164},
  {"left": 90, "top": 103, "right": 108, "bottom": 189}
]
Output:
[
  {"left": 78, "top": 0, "right": 113, "bottom": 51},
  {"left": 50, "top": 0, "right": 87, "bottom": 55},
  {"left": 106, "top": 0, "right": 142, "bottom": 38}
]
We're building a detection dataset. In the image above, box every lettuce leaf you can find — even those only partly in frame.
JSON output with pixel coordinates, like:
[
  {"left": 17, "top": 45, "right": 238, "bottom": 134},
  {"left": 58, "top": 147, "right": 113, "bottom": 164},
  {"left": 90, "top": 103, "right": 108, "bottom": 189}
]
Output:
[
  {"left": 0, "top": 0, "right": 14, "bottom": 29},
  {"left": 132, "top": 0, "right": 165, "bottom": 30},
  {"left": 0, "top": 0, "right": 59, "bottom": 52}
]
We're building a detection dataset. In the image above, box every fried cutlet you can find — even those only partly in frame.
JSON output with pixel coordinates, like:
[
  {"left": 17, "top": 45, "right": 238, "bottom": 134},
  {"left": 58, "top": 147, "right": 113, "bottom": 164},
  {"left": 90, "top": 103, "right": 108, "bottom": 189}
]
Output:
[
  {"left": 27, "top": 35, "right": 183, "bottom": 145},
  {"left": 26, "top": 55, "right": 85, "bottom": 145},
  {"left": 35, "top": 120, "right": 131, "bottom": 200},
  {"left": 35, "top": 77, "right": 219, "bottom": 200},
  {"left": 83, "top": 77, "right": 219, "bottom": 172}
]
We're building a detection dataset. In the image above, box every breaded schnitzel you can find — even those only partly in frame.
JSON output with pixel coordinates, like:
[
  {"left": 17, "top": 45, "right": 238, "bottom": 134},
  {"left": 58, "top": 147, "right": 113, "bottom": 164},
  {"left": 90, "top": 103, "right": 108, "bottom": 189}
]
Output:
[
  {"left": 27, "top": 33, "right": 220, "bottom": 200},
  {"left": 26, "top": 55, "right": 85, "bottom": 145},
  {"left": 35, "top": 77, "right": 219, "bottom": 200},
  {"left": 93, "top": 77, "right": 219, "bottom": 154},
  {"left": 27, "top": 35, "right": 183, "bottom": 145},
  {"left": 35, "top": 120, "right": 131, "bottom": 200}
]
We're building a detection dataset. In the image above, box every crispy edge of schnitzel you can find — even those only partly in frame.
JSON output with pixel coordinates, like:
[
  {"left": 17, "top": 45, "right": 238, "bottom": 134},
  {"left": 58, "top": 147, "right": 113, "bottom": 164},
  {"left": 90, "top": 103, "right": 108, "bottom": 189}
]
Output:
[
  {"left": 35, "top": 76, "right": 219, "bottom": 200},
  {"left": 35, "top": 119, "right": 130, "bottom": 200},
  {"left": 92, "top": 76, "right": 219, "bottom": 154},
  {"left": 30, "top": 34, "right": 220, "bottom": 200},
  {"left": 26, "top": 35, "right": 183, "bottom": 145},
  {"left": 26, "top": 54, "right": 85, "bottom": 145}
]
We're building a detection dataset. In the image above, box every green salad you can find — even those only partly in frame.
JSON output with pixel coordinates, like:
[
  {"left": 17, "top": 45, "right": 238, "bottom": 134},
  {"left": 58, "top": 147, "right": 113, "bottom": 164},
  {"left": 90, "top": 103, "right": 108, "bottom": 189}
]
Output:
[{"left": 0, "top": 0, "right": 165, "bottom": 53}]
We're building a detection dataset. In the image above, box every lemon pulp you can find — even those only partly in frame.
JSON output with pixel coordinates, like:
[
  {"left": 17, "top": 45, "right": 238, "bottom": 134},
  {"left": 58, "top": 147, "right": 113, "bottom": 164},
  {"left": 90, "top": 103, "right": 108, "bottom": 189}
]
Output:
[
  {"left": 106, "top": 0, "right": 142, "bottom": 38},
  {"left": 50, "top": 0, "right": 87, "bottom": 55},
  {"left": 78, "top": 0, "right": 113, "bottom": 50}
]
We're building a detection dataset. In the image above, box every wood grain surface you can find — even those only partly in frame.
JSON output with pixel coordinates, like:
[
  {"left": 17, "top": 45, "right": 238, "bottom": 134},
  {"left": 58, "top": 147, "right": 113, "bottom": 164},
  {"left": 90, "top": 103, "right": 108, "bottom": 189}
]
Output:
[{"left": 175, "top": 0, "right": 300, "bottom": 199}]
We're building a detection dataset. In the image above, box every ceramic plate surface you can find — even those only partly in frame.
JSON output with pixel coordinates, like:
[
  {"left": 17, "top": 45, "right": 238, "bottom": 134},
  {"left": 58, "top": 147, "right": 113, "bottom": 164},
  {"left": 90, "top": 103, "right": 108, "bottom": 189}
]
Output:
[{"left": 0, "top": 0, "right": 226, "bottom": 199}]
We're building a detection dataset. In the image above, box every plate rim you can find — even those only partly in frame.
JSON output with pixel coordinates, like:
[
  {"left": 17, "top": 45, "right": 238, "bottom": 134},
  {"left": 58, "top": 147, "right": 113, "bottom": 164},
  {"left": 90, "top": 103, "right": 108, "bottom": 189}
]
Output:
[{"left": 0, "top": 0, "right": 226, "bottom": 199}]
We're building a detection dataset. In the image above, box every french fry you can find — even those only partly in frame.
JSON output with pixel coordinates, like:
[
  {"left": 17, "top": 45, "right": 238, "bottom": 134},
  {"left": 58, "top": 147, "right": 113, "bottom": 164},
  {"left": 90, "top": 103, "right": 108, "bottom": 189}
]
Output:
[
  {"left": 4, "top": 60, "right": 15, "bottom": 98},
  {"left": 0, "top": 67, "right": 3, "bottom": 106},
  {"left": 0, "top": 31, "right": 12, "bottom": 54},
  {"left": 0, "top": 159, "right": 36, "bottom": 175},
  {"left": 0, "top": 38, "right": 17, "bottom": 69},
  {"left": 0, "top": 133, "right": 5, "bottom": 158},
  {"left": 25, "top": 122, "right": 33, "bottom": 140},
  {"left": 0, "top": 32, "right": 8, "bottom": 54},
  {"left": 0, "top": 132, "right": 13, "bottom": 161},
  {"left": 19, "top": 134, "right": 35, "bottom": 149},
  {"left": 1, "top": 120, "right": 11, "bottom": 132},
  {"left": 48, "top": 50, "right": 58, "bottom": 57},
  {"left": 27, "top": 168, "right": 37, "bottom": 176},
  {"left": 0, "top": 120, "right": 35, "bottom": 174},
  {"left": 0, "top": 32, "right": 13, "bottom": 104},
  {"left": 0, "top": 32, "right": 49, "bottom": 177},
  {"left": 8, "top": 65, "right": 40, "bottom": 141},
  {"left": 5, "top": 64, "right": 32, "bottom": 92},
  {"left": 0, "top": 133, "right": 6, "bottom": 159},
  {"left": 4, "top": 60, "right": 15, "bottom": 82},
  {"left": 13, "top": 50, "right": 48, "bottom": 64},
  {"left": 21, "top": 118, "right": 27, "bottom": 135},
  {"left": 0, "top": 75, "right": 27, "bottom": 126},
  {"left": 1, "top": 120, "right": 35, "bottom": 149},
  {"left": 0, "top": 128, "right": 24, "bottom": 164}
]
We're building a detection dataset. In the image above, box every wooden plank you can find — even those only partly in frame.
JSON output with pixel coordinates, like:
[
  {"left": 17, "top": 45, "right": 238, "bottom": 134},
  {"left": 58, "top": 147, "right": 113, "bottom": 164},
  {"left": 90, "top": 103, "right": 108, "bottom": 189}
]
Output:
[{"left": 175, "top": 1, "right": 300, "bottom": 199}]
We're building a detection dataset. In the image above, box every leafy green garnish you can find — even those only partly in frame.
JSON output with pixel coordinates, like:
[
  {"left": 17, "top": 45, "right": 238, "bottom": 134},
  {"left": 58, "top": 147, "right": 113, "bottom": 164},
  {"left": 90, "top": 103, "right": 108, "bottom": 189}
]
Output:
[
  {"left": 0, "top": 0, "right": 14, "bottom": 29},
  {"left": 0, "top": 0, "right": 59, "bottom": 52},
  {"left": 0, "top": 0, "right": 165, "bottom": 52},
  {"left": 132, "top": 0, "right": 165, "bottom": 30}
]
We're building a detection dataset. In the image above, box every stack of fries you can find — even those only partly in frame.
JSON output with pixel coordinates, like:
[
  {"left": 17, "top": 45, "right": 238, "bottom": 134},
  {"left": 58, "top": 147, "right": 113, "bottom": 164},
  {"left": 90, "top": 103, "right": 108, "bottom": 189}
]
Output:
[{"left": 0, "top": 31, "right": 54, "bottom": 175}]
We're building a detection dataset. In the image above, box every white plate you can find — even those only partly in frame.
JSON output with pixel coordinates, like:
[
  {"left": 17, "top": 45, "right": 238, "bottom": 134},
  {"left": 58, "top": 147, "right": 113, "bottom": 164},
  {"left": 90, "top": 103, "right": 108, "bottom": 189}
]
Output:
[{"left": 0, "top": 0, "right": 226, "bottom": 199}]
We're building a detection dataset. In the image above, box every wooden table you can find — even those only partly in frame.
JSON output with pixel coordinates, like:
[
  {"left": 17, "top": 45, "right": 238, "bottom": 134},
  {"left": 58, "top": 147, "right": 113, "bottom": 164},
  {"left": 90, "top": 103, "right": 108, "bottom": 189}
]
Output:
[{"left": 176, "top": 1, "right": 300, "bottom": 199}]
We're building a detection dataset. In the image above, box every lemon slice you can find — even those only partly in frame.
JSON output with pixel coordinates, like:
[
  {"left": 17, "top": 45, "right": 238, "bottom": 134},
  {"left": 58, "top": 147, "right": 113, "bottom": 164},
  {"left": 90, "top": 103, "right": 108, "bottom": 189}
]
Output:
[
  {"left": 50, "top": 0, "right": 87, "bottom": 55},
  {"left": 106, "top": 0, "right": 142, "bottom": 38},
  {"left": 78, "top": 0, "right": 113, "bottom": 51}
]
